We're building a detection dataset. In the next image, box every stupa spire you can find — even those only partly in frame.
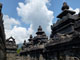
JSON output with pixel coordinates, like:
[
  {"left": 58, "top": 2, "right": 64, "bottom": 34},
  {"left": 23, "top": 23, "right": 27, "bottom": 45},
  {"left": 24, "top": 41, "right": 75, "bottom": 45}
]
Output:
[
  {"left": 61, "top": 2, "right": 69, "bottom": 11},
  {"left": 36, "top": 25, "right": 44, "bottom": 35},
  {"left": 28, "top": 35, "right": 33, "bottom": 41},
  {"left": 0, "top": 3, "right": 2, "bottom": 13},
  {"left": 23, "top": 40, "right": 26, "bottom": 45},
  {"left": 38, "top": 25, "right": 42, "bottom": 32},
  {"left": 57, "top": 2, "right": 75, "bottom": 18}
]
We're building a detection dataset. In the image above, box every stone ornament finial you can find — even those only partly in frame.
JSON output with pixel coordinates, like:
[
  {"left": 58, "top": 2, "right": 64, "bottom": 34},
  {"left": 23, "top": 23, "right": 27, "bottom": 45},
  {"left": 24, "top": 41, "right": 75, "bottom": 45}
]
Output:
[
  {"left": 24, "top": 40, "right": 26, "bottom": 43},
  {"left": 23, "top": 40, "right": 26, "bottom": 45},
  {"left": 0, "top": 3, "right": 3, "bottom": 19},
  {"left": 0, "top": 3, "right": 2, "bottom": 13},
  {"left": 62, "top": 2, "right": 69, "bottom": 11},
  {"left": 30, "top": 35, "right": 33, "bottom": 39},
  {"left": 63, "top": 2, "right": 67, "bottom": 6},
  {"left": 38, "top": 25, "right": 42, "bottom": 32},
  {"left": 39, "top": 25, "right": 42, "bottom": 30}
]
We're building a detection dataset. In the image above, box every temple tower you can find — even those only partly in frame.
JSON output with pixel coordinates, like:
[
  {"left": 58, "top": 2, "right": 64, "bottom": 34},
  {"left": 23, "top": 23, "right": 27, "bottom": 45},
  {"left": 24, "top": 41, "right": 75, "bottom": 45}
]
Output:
[
  {"left": 45, "top": 2, "right": 80, "bottom": 60},
  {"left": 30, "top": 25, "right": 48, "bottom": 60},
  {"left": 50, "top": 2, "right": 77, "bottom": 38},
  {"left": 6, "top": 37, "right": 17, "bottom": 60},
  {"left": 33, "top": 25, "right": 48, "bottom": 46},
  {"left": 20, "top": 35, "right": 34, "bottom": 60}
]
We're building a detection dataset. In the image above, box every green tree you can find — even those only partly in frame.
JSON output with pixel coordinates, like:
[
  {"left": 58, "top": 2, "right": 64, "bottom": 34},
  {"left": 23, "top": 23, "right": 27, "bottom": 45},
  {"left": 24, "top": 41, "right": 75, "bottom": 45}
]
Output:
[{"left": 17, "top": 48, "right": 21, "bottom": 54}]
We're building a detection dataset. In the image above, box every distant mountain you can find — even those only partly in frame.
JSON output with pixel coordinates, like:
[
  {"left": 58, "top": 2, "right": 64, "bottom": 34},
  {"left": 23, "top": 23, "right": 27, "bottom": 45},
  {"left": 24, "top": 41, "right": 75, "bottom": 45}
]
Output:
[{"left": 17, "top": 43, "right": 23, "bottom": 49}]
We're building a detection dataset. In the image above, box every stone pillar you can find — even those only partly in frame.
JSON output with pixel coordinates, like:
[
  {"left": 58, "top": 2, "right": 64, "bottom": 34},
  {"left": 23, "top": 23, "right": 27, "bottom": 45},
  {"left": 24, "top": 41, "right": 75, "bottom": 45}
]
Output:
[
  {"left": 0, "top": 50, "right": 4, "bottom": 60},
  {"left": 39, "top": 54, "right": 44, "bottom": 60},
  {"left": 64, "top": 51, "right": 71, "bottom": 60},
  {"left": 54, "top": 53, "right": 58, "bottom": 60},
  {"left": 24, "top": 56, "right": 26, "bottom": 60},
  {"left": 54, "top": 56, "right": 57, "bottom": 60},
  {"left": 33, "top": 56, "right": 35, "bottom": 60},
  {"left": 27, "top": 54, "right": 31, "bottom": 60},
  {"left": 14, "top": 53, "right": 17, "bottom": 60},
  {"left": 20, "top": 56, "right": 23, "bottom": 60},
  {"left": 34, "top": 56, "right": 37, "bottom": 60},
  {"left": 65, "top": 54, "right": 70, "bottom": 60},
  {"left": 31, "top": 56, "right": 34, "bottom": 60}
]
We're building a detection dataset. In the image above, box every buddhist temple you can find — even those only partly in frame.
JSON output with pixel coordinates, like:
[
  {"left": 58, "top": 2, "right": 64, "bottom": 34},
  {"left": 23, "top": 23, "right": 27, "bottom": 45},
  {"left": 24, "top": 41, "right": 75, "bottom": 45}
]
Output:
[{"left": 0, "top": 1, "right": 80, "bottom": 60}]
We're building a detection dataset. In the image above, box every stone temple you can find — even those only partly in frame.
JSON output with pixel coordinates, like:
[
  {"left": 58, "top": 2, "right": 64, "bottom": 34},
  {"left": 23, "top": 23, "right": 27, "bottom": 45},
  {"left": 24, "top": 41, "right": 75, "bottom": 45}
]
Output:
[
  {"left": 6, "top": 37, "right": 18, "bottom": 60},
  {"left": 0, "top": 2, "right": 80, "bottom": 60}
]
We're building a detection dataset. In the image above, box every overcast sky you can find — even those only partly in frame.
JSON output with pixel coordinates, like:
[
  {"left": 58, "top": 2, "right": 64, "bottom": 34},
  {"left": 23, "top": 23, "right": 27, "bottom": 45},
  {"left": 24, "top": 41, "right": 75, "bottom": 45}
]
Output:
[{"left": 0, "top": 0, "right": 80, "bottom": 44}]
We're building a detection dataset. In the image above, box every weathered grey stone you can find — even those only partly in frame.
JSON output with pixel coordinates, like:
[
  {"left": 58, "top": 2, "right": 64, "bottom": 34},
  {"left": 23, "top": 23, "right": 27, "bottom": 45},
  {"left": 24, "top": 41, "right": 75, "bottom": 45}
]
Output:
[
  {"left": 0, "top": 2, "right": 6, "bottom": 60},
  {"left": 39, "top": 54, "right": 44, "bottom": 60},
  {"left": 6, "top": 37, "right": 17, "bottom": 60},
  {"left": 27, "top": 54, "right": 31, "bottom": 60}
]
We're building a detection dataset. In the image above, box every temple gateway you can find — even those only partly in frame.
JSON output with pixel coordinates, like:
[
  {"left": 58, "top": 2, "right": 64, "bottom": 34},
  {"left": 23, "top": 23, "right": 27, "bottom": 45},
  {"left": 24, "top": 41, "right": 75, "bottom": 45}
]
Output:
[{"left": 0, "top": 2, "right": 80, "bottom": 60}]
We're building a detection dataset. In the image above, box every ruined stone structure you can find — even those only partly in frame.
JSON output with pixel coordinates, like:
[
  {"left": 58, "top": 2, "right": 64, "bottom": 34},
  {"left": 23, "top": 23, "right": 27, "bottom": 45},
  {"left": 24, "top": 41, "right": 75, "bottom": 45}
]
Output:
[
  {"left": 20, "top": 26, "right": 48, "bottom": 60},
  {"left": 0, "top": 3, "right": 6, "bottom": 60},
  {"left": 46, "top": 2, "right": 80, "bottom": 60},
  {"left": 19, "top": 2, "right": 80, "bottom": 60},
  {"left": 6, "top": 37, "right": 17, "bottom": 60}
]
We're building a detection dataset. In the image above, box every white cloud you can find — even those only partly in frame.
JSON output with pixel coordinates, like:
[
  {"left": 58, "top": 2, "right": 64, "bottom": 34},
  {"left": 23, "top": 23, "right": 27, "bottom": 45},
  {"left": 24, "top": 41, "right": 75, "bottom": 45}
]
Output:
[
  {"left": 5, "top": 25, "right": 33, "bottom": 44},
  {"left": 74, "top": 8, "right": 80, "bottom": 14},
  {"left": 17, "top": 0, "right": 54, "bottom": 36},
  {"left": 3, "top": 15, "right": 20, "bottom": 30},
  {"left": 3, "top": 0, "right": 54, "bottom": 44},
  {"left": 3, "top": 15, "right": 33, "bottom": 44},
  {"left": 69, "top": 7, "right": 80, "bottom": 14}
]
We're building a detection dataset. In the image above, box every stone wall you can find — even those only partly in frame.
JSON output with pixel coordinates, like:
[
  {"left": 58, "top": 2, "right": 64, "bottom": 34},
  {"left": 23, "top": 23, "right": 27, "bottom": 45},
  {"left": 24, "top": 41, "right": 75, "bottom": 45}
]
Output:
[
  {"left": 0, "top": 49, "right": 6, "bottom": 60},
  {"left": 6, "top": 53, "right": 17, "bottom": 60},
  {"left": 0, "top": 3, "right": 6, "bottom": 60}
]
